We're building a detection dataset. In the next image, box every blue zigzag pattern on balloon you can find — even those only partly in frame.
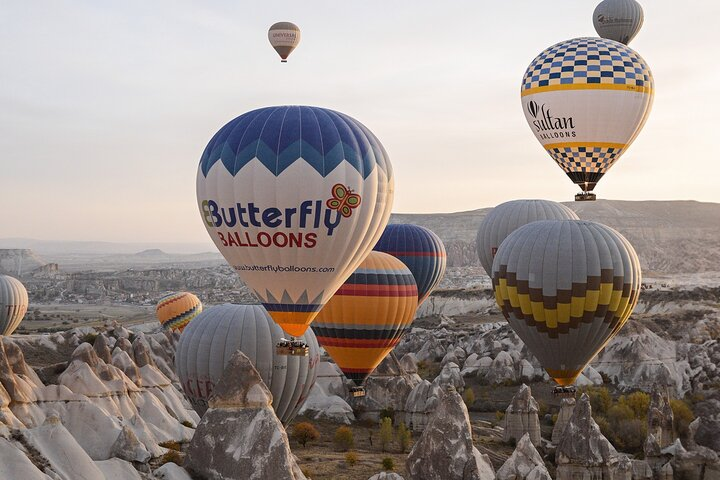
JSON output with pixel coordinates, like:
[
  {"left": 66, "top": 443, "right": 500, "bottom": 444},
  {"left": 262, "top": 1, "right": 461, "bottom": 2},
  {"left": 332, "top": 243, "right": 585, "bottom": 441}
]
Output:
[{"left": 199, "top": 106, "right": 392, "bottom": 180}]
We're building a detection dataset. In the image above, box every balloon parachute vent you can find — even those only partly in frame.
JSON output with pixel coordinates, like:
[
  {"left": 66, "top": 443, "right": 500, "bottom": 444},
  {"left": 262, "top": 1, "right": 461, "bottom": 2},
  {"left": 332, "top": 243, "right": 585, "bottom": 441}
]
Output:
[
  {"left": 552, "top": 385, "right": 577, "bottom": 398},
  {"left": 276, "top": 338, "right": 309, "bottom": 356},
  {"left": 350, "top": 386, "right": 366, "bottom": 397},
  {"left": 575, "top": 192, "right": 597, "bottom": 202}
]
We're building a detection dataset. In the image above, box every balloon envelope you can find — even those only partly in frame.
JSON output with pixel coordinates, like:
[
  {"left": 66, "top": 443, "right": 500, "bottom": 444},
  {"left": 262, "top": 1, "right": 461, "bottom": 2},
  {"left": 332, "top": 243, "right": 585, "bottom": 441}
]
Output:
[
  {"left": 197, "top": 105, "right": 394, "bottom": 338},
  {"left": 593, "top": 0, "right": 644, "bottom": 45},
  {"left": 476, "top": 200, "right": 578, "bottom": 277},
  {"left": 373, "top": 224, "right": 446, "bottom": 304},
  {"left": 156, "top": 292, "right": 202, "bottom": 333},
  {"left": 0, "top": 275, "right": 28, "bottom": 336},
  {"left": 312, "top": 251, "right": 418, "bottom": 386},
  {"left": 268, "top": 22, "right": 301, "bottom": 62},
  {"left": 521, "top": 38, "right": 653, "bottom": 194},
  {"left": 175, "top": 304, "right": 320, "bottom": 423},
  {"left": 492, "top": 220, "right": 641, "bottom": 386}
]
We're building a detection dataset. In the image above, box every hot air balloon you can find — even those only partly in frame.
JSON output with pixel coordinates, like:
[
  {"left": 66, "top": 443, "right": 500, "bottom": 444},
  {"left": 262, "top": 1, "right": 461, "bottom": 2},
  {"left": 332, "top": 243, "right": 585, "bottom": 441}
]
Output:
[
  {"left": 373, "top": 224, "right": 446, "bottom": 304},
  {"left": 312, "top": 251, "right": 418, "bottom": 396},
  {"left": 492, "top": 220, "right": 641, "bottom": 394},
  {"left": 476, "top": 200, "right": 579, "bottom": 277},
  {"left": 0, "top": 275, "right": 28, "bottom": 336},
  {"left": 155, "top": 292, "right": 202, "bottom": 333},
  {"left": 268, "top": 22, "right": 301, "bottom": 62},
  {"left": 175, "top": 304, "right": 320, "bottom": 423},
  {"left": 197, "top": 106, "right": 394, "bottom": 353},
  {"left": 593, "top": 0, "right": 644, "bottom": 45},
  {"left": 521, "top": 38, "right": 653, "bottom": 201}
]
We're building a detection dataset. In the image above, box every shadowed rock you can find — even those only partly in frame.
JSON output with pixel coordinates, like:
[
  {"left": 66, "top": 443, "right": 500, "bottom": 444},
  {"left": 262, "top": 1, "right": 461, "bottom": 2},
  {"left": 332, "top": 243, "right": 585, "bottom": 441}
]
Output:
[
  {"left": 404, "top": 379, "right": 444, "bottom": 432},
  {"left": 496, "top": 433, "right": 551, "bottom": 480},
  {"left": 186, "top": 350, "right": 306, "bottom": 480},
  {"left": 406, "top": 386, "right": 494, "bottom": 479},
  {"left": 556, "top": 393, "right": 620, "bottom": 480},
  {"left": 503, "top": 384, "right": 541, "bottom": 445},
  {"left": 551, "top": 397, "right": 575, "bottom": 445},
  {"left": 93, "top": 334, "right": 112, "bottom": 364},
  {"left": 648, "top": 386, "right": 675, "bottom": 448}
]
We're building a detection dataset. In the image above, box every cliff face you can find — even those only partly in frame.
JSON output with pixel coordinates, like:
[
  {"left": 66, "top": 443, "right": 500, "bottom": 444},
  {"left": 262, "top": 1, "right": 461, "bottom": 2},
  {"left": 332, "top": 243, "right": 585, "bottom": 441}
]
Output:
[
  {"left": 0, "top": 249, "right": 46, "bottom": 276},
  {"left": 391, "top": 200, "right": 720, "bottom": 274}
]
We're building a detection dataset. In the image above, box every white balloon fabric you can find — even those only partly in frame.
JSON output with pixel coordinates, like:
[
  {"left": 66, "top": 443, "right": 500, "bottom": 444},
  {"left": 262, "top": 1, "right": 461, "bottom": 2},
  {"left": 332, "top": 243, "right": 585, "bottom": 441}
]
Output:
[
  {"left": 175, "top": 304, "right": 320, "bottom": 424},
  {"left": 593, "top": 0, "right": 644, "bottom": 45},
  {"left": 197, "top": 106, "right": 394, "bottom": 338},
  {"left": 0, "top": 275, "right": 28, "bottom": 336},
  {"left": 521, "top": 38, "right": 653, "bottom": 195},
  {"left": 268, "top": 22, "right": 301, "bottom": 62},
  {"left": 476, "top": 200, "right": 578, "bottom": 277}
]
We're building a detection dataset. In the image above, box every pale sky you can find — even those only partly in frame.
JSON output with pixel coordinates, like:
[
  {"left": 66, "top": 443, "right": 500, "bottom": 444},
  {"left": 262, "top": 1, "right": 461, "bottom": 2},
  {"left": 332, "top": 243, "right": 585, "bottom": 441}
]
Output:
[{"left": 1, "top": 1, "right": 718, "bottom": 244}]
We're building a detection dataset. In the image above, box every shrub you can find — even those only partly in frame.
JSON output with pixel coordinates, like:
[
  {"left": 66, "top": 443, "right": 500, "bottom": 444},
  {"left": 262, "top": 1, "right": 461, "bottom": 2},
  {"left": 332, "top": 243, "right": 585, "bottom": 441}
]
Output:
[
  {"left": 181, "top": 420, "right": 194, "bottom": 428},
  {"left": 495, "top": 410, "right": 505, "bottom": 422},
  {"left": 670, "top": 399, "right": 695, "bottom": 440},
  {"left": 463, "top": 388, "right": 475, "bottom": 408},
  {"left": 537, "top": 400, "right": 549, "bottom": 418},
  {"left": 334, "top": 426, "right": 354, "bottom": 451},
  {"left": 595, "top": 416, "right": 612, "bottom": 439},
  {"left": 607, "top": 404, "right": 635, "bottom": 425},
  {"left": 582, "top": 386, "right": 612, "bottom": 415},
  {"left": 382, "top": 457, "right": 395, "bottom": 471},
  {"left": 345, "top": 451, "right": 358, "bottom": 467},
  {"left": 159, "top": 441, "right": 181, "bottom": 451},
  {"left": 158, "top": 449, "right": 183, "bottom": 466},
  {"left": 81, "top": 333, "right": 98, "bottom": 345},
  {"left": 397, "top": 422, "right": 411, "bottom": 453},
  {"left": 612, "top": 418, "right": 647, "bottom": 453},
  {"left": 379, "top": 407, "right": 395, "bottom": 422},
  {"left": 379, "top": 417, "right": 394, "bottom": 452},
  {"left": 292, "top": 422, "right": 320, "bottom": 448},
  {"left": 620, "top": 391, "right": 650, "bottom": 419}
]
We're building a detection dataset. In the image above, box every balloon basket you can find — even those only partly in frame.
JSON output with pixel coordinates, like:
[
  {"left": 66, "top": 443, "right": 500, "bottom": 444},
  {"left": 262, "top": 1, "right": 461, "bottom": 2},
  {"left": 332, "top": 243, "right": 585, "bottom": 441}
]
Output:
[
  {"left": 350, "top": 386, "right": 366, "bottom": 398},
  {"left": 552, "top": 385, "right": 577, "bottom": 398},
  {"left": 276, "top": 339, "right": 309, "bottom": 356},
  {"left": 574, "top": 192, "right": 597, "bottom": 202}
]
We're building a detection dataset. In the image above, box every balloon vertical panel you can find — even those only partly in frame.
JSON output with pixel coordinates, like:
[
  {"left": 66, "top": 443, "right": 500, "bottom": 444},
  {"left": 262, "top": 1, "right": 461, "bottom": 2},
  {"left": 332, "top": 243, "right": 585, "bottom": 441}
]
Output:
[
  {"left": 0, "top": 275, "right": 29, "bottom": 336},
  {"left": 197, "top": 106, "right": 394, "bottom": 338}
]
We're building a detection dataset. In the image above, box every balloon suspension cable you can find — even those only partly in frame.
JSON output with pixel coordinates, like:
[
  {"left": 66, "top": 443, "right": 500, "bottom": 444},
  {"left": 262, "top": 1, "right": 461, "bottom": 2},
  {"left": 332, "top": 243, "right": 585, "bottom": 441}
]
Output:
[
  {"left": 350, "top": 386, "right": 366, "bottom": 398},
  {"left": 552, "top": 385, "right": 577, "bottom": 398},
  {"left": 276, "top": 337, "right": 309, "bottom": 356}
]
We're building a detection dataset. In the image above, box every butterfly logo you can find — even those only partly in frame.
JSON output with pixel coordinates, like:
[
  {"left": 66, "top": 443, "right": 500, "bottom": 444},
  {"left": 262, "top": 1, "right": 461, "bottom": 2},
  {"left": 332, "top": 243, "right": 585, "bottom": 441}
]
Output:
[{"left": 326, "top": 184, "right": 361, "bottom": 218}]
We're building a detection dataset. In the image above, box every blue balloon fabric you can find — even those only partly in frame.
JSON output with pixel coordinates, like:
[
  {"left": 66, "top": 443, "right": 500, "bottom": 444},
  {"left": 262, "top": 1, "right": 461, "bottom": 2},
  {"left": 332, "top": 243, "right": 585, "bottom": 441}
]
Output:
[{"left": 373, "top": 224, "right": 446, "bottom": 304}]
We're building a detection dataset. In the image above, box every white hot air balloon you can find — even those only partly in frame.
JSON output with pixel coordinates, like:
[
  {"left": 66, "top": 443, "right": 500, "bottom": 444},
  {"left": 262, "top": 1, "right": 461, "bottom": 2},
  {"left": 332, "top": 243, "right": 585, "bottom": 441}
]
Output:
[
  {"left": 197, "top": 106, "right": 394, "bottom": 350},
  {"left": 0, "top": 275, "right": 29, "bottom": 336},
  {"left": 521, "top": 38, "right": 653, "bottom": 201},
  {"left": 476, "top": 200, "right": 579, "bottom": 277},
  {"left": 268, "top": 22, "right": 301, "bottom": 62},
  {"left": 593, "top": 0, "right": 644, "bottom": 45},
  {"left": 175, "top": 304, "right": 320, "bottom": 423}
]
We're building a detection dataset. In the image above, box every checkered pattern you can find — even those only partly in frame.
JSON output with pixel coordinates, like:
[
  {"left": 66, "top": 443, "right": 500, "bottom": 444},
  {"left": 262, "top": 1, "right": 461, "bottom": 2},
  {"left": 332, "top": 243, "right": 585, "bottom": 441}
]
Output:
[
  {"left": 522, "top": 37, "right": 652, "bottom": 92},
  {"left": 548, "top": 145, "right": 623, "bottom": 174}
]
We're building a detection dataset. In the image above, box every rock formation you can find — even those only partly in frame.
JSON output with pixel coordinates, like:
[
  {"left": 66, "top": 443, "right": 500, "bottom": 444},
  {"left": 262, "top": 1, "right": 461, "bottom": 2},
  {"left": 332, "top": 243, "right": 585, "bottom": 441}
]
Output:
[
  {"left": 432, "top": 361, "right": 464, "bottom": 391},
  {"left": 496, "top": 433, "right": 551, "bottom": 480},
  {"left": 555, "top": 393, "right": 620, "bottom": 480},
  {"left": 406, "top": 386, "right": 494, "bottom": 480},
  {"left": 186, "top": 350, "right": 306, "bottom": 480},
  {"left": 368, "top": 473, "right": 405, "bottom": 480},
  {"left": 355, "top": 353, "right": 422, "bottom": 423},
  {"left": 503, "top": 384, "right": 541, "bottom": 445},
  {"left": 551, "top": 397, "right": 575, "bottom": 445},
  {"left": 404, "top": 379, "right": 444, "bottom": 432},
  {"left": 648, "top": 386, "right": 675, "bottom": 448}
]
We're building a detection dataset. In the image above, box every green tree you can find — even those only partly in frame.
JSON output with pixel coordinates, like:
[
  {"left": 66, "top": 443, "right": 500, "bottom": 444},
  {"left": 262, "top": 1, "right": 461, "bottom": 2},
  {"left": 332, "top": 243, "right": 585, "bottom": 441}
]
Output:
[
  {"left": 379, "top": 417, "right": 394, "bottom": 452},
  {"left": 345, "top": 451, "right": 358, "bottom": 467},
  {"left": 397, "top": 422, "right": 411, "bottom": 453},
  {"left": 382, "top": 457, "right": 395, "bottom": 471},
  {"left": 619, "top": 391, "right": 650, "bottom": 419},
  {"left": 291, "top": 422, "right": 320, "bottom": 448},
  {"left": 670, "top": 399, "right": 695, "bottom": 440}
]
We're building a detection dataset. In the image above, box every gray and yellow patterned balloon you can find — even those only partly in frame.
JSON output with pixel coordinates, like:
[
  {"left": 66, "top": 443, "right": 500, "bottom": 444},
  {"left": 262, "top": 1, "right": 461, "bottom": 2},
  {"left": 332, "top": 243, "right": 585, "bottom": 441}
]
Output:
[
  {"left": 0, "top": 275, "right": 29, "bottom": 336},
  {"left": 492, "top": 220, "right": 641, "bottom": 386},
  {"left": 593, "top": 0, "right": 644, "bottom": 45}
]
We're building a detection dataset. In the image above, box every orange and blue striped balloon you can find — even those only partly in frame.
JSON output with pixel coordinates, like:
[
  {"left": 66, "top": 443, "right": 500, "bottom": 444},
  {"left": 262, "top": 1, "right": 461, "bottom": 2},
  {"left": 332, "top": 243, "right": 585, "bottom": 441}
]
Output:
[
  {"left": 373, "top": 224, "right": 446, "bottom": 304},
  {"left": 156, "top": 292, "right": 203, "bottom": 333},
  {"left": 312, "top": 252, "right": 418, "bottom": 385}
]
